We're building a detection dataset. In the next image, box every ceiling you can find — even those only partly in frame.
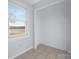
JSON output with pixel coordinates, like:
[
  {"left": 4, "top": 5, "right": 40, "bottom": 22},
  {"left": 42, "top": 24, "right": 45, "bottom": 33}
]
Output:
[{"left": 26, "top": 0, "right": 42, "bottom": 5}]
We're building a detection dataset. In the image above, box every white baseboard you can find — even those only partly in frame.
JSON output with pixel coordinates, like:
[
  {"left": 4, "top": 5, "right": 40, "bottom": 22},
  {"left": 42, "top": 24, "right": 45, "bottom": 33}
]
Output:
[
  {"left": 9, "top": 47, "right": 33, "bottom": 59},
  {"left": 40, "top": 43, "right": 70, "bottom": 53}
]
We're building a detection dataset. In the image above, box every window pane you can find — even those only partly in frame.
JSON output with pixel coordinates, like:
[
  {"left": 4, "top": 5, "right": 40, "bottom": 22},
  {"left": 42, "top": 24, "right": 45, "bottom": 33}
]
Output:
[{"left": 8, "top": 3, "right": 27, "bottom": 38}]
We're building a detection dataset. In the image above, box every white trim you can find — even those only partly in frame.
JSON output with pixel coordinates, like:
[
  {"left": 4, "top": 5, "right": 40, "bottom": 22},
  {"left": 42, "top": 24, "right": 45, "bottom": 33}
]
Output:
[
  {"left": 33, "top": 10, "right": 38, "bottom": 49},
  {"left": 35, "top": 0, "right": 64, "bottom": 11},
  {"left": 9, "top": 47, "right": 33, "bottom": 59},
  {"left": 41, "top": 43, "right": 70, "bottom": 53},
  {"left": 8, "top": 35, "right": 30, "bottom": 42}
]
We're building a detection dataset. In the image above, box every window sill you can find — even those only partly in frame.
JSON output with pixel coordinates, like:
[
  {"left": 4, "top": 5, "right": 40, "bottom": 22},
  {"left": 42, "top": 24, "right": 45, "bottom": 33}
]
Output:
[{"left": 8, "top": 35, "right": 30, "bottom": 42}]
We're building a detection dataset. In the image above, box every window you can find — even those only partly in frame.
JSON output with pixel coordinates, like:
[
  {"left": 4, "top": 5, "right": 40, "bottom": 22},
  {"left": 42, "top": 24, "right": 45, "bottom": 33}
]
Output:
[{"left": 8, "top": 3, "right": 28, "bottom": 38}]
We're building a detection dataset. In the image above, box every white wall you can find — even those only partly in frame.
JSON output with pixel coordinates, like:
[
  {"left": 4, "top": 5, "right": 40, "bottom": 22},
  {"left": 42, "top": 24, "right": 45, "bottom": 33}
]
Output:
[
  {"left": 8, "top": 37, "right": 33, "bottom": 58},
  {"left": 8, "top": 0, "right": 71, "bottom": 58},
  {"left": 37, "top": 0, "right": 71, "bottom": 52},
  {"left": 8, "top": 0, "right": 34, "bottom": 58}
]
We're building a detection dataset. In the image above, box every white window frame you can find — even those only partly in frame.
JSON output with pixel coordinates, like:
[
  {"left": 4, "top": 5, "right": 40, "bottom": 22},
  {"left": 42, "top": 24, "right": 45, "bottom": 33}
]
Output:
[{"left": 8, "top": 2, "right": 31, "bottom": 41}]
